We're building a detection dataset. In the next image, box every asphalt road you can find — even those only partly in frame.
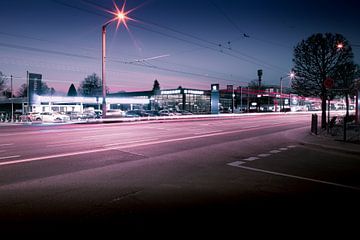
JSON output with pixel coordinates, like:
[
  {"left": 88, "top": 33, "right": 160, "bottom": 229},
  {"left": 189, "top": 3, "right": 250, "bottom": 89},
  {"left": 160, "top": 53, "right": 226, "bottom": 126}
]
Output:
[{"left": 0, "top": 113, "right": 359, "bottom": 233}]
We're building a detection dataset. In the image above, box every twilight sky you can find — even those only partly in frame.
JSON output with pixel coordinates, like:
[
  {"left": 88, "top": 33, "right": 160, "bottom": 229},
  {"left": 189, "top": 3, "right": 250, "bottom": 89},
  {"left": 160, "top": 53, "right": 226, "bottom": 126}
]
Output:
[{"left": 0, "top": 0, "right": 359, "bottom": 94}]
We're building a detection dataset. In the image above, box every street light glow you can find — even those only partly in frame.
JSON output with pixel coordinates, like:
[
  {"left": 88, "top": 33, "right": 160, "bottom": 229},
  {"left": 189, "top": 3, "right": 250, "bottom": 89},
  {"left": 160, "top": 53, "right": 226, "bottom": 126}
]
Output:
[
  {"left": 289, "top": 72, "right": 295, "bottom": 79},
  {"left": 101, "top": 0, "right": 138, "bottom": 118},
  {"left": 337, "top": 43, "right": 344, "bottom": 49},
  {"left": 105, "top": 0, "right": 136, "bottom": 30}
]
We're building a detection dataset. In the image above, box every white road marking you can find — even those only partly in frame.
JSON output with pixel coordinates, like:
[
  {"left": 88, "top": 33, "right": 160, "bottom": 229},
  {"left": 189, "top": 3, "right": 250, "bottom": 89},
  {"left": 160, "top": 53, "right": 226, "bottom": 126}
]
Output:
[
  {"left": 0, "top": 124, "right": 306, "bottom": 167},
  {"left": 114, "top": 149, "right": 147, "bottom": 157},
  {"left": 0, "top": 143, "right": 14, "bottom": 147},
  {"left": 103, "top": 138, "right": 159, "bottom": 147},
  {"left": 0, "top": 155, "right": 20, "bottom": 160},
  {"left": 258, "top": 153, "right": 271, "bottom": 157},
  {"left": 269, "top": 150, "right": 281, "bottom": 153},
  {"left": 227, "top": 161, "right": 245, "bottom": 167},
  {"left": 228, "top": 165, "right": 360, "bottom": 192},
  {"left": 243, "top": 157, "right": 259, "bottom": 161},
  {"left": 287, "top": 145, "right": 297, "bottom": 148},
  {"left": 279, "top": 148, "right": 288, "bottom": 151}
]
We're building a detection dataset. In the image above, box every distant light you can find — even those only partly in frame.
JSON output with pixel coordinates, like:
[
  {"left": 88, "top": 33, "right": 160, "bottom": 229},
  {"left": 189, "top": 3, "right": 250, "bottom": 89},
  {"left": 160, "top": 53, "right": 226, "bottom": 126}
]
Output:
[
  {"left": 105, "top": 0, "right": 137, "bottom": 30},
  {"left": 289, "top": 72, "right": 295, "bottom": 79},
  {"left": 117, "top": 12, "right": 125, "bottom": 20},
  {"left": 337, "top": 43, "right": 344, "bottom": 49}
]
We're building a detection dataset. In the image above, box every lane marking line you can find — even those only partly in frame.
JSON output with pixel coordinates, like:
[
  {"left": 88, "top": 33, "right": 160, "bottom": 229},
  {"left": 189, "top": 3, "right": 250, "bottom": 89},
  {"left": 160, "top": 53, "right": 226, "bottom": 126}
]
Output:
[
  {"left": 0, "top": 143, "right": 14, "bottom": 147},
  {"left": 0, "top": 155, "right": 21, "bottom": 160},
  {"left": 103, "top": 138, "right": 159, "bottom": 147},
  {"left": 269, "top": 150, "right": 281, "bottom": 153},
  {"left": 227, "top": 161, "right": 245, "bottom": 167},
  {"left": 228, "top": 165, "right": 360, "bottom": 192},
  {"left": 258, "top": 153, "right": 271, "bottom": 157},
  {"left": 287, "top": 145, "right": 297, "bottom": 148},
  {"left": 243, "top": 157, "right": 259, "bottom": 161},
  {"left": 279, "top": 148, "right": 288, "bottom": 151},
  {"left": 0, "top": 124, "right": 307, "bottom": 167}
]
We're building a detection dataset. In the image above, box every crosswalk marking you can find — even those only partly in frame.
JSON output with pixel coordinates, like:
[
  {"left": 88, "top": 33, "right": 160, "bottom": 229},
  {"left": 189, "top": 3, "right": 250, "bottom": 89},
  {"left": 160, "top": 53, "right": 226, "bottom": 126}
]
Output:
[
  {"left": 243, "top": 157, "right": 259, "bottom": 161},
  {"left": 228, "top": 145, "right": 298, "bottom": 168},
  {"left": 269, "top": 150, "right": 281, "bottom": 153},
  {"left": 258, "top": 153, "right": 271, "bottom": 157}
]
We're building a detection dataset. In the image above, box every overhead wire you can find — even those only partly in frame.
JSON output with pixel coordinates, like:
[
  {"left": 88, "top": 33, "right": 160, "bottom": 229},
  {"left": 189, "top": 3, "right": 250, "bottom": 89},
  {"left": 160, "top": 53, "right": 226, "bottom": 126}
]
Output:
[{"left": 55, "top": 0, "right": 286, "bottom": 73}]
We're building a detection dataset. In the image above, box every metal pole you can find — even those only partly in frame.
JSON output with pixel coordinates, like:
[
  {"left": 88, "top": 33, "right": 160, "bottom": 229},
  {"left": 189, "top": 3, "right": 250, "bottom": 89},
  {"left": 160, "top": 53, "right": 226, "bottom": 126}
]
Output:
[
  {"left": 240, "top": 86, "right": 243, "bottom": 112},
  {"left": 102, "top": 25, "right": 107, "bottom": 118},
  {"left": 356, "top": 90, "right": 359, "bottom": 124},
  {"left": 327, "top": 98, "right": 330, "bottom": 134},
  {"left": 280, "top": 77, "right": 283, "bottom": 112},
  {"left": 232, "top": 87, "right": 234, "bottom": 113},
  {"left": 11, "top": 75, "right": 14, "bottom": 122},
  {"left": 247, "top": 87, "right": 249, "bottom": 113}
]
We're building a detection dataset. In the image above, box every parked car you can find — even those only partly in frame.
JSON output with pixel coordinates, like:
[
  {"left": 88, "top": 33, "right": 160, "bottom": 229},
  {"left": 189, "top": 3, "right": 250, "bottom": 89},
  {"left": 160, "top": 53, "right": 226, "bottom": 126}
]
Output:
[
  {"left": 35, "top": 112, "right": 70, "bottom": 122},
  {"left": 159, "top": 110, "right": 174, "bottom": 116},
  {"left": 19, "top": 112, "right": 40, "bottom": 122},
  {"left": 105, "top": 109, "right": 125, "bottom": 118}
]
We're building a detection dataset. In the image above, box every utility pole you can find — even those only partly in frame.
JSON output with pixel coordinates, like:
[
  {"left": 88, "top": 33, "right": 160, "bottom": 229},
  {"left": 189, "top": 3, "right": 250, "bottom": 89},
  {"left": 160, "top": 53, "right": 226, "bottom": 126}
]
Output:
[
  {"left": 11, "top": 75, "right": 14, "bottom": 122},
  {"left": 232, "top": 87, "right": 235, "bottom": 113},
  {"left": 240, "top": 86, "right": 243, "bottom": 112}
]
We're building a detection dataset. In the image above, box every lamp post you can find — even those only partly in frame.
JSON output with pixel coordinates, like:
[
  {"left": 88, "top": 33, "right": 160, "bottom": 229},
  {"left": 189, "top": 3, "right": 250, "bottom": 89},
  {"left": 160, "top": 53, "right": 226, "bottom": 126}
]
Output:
[
  {"left": 10, "top": 75, "right": 13, "bottom": 122},
  {"left": 101, "top": 3, "right": 132, "bottom": 118},
  {"left": 101, "top": 23, "right": 109, "bottom": 118},
  {"left": 279, "top": 72, "right": 295, "bottom": 111}
]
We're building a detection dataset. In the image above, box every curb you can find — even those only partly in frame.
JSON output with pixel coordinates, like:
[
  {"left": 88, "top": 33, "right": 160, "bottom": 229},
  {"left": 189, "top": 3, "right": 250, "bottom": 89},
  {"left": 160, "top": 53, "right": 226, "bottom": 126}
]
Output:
[{"left": 299, "top": 136, "right": 360, "bottom": 155}]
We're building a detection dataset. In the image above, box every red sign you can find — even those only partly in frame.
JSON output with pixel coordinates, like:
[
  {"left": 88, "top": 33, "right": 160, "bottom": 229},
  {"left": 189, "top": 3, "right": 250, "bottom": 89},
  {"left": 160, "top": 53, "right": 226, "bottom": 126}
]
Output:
[{"left": 324, "top": 77, "right": 334, "bottom": 89}]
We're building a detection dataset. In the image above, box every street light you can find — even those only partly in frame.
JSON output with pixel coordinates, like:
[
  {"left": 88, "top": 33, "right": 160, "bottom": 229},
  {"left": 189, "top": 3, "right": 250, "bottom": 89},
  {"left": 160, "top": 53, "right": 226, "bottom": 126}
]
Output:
[
  {"left": 101, "top": 1, "right": 134, "bottom": 118},
  {"left": 10, "top": 75, "right": 13, "bottom": 122},
  {"left": 279, "top": 71, "right": 295, "bottom": 111}
]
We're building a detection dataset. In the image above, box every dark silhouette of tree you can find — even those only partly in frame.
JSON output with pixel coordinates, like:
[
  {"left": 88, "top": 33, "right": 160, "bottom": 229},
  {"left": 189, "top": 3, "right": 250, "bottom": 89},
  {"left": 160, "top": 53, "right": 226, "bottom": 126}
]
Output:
[
  {"left": 15, "top": 82, "right": 54, "bottom": 97},
  {"left": 67, "top": 83, "right": 78, "bottom": 96},
  {"left": 3, "top": 88, "right": 12, "bottom": 98},
  {"left": 37, "top": 81, "right": 51, "bottom": 95},
  {"left": 50, "top": 87, "right": 56, "bottom": 96},
  {"left": 333, "top": 63, "right": 359, "bottom": 118},
  {"left": 0, "top": 71, "right": 6, "bottom": 92},
  {"left": 152, "top": 79, "right": 160, "bottom": 95},
  {"left": 17, "top": 83, "right": 27, "bottom": 97},
  {"left": 292, "top": 33, "right": 355, "bottom": 128},
  {"left": 78, "top": 73, "right": 102, "bottom": 97}
]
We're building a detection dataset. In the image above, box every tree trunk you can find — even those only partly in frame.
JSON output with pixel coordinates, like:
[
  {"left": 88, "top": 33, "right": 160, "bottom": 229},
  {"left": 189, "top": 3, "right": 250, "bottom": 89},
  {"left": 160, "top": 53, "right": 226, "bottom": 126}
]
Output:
[
  {"left": 321, "top": 96, "right": 327, "bottom": 129},
  {"left": 345, "top": 92, "right": 350, "bottom": 119}
]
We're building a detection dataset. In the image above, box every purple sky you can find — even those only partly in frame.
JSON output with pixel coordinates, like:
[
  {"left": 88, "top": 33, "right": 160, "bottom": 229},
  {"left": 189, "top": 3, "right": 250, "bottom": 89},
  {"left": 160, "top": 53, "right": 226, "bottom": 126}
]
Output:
[{"left": 0, "top": 0, "right": 359, "bottom": 94}]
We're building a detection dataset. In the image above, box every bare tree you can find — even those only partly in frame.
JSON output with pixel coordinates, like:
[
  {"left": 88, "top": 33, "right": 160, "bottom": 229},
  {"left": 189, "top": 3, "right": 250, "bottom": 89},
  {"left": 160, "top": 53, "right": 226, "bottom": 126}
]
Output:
[
  {"left": 0, "top": 71, "right": 7, "bottom": 93},
  {"left": 78, "top": 73, "right": 103, "bottom": 97},
  {"left": 292, "top": 33, "right": 355, "bottom": 128}
]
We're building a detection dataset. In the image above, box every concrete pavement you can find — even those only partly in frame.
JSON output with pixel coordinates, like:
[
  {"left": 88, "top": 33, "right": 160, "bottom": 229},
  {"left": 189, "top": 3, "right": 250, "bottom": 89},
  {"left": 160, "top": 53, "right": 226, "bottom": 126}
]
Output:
[{"left": 301, "top": 129, "right": 360, "bottom": 155}]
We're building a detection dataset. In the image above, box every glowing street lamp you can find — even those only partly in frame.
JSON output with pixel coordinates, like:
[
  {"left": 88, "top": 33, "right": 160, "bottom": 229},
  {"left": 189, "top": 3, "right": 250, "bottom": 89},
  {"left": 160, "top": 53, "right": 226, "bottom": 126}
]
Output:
[
  {"left": 337, "top": 42, "right": 344, "bottom": 50},
  {"left": 279, "top": 71, "right": 295, "bottom": 111},
  {"left": 101, "top": 1, "right": 134, "bottom": 118}
]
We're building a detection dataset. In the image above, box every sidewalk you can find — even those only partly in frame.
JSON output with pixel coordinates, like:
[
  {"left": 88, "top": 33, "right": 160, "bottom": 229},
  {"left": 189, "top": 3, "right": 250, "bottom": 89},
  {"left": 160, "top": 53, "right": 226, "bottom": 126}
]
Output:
[{"left": 301, "top": 129, "right": 360, "bottom": 155}]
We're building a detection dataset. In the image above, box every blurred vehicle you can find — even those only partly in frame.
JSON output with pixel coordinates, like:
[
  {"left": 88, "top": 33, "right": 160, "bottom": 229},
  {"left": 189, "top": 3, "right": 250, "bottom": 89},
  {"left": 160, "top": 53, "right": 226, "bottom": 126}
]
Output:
[
  {"left": 124, "top": 110, "right": 141, "bottom": 118},
  {"left": 105, "top": 109, "right": 125, "bottom": 118},
  {"left": 19, "top": 112, "right": 40, "bottom": 122},
  {"left": 177, "top": 110, "right": 193, "bottom": 115},
  {"left": 126, "top": 110, "right": 149, "bottom": 117},
  {"left": 159, "top": 110, "right": 174, "bottom": 116},
  {"left": 145, "top": 110, "right": 160, "bottom": 116},
  {"left": 35, "top": 112, "right": 70, "bottom": 122},
  {"left": 66, "top": 111, "right": 87, "bottom": 120}
]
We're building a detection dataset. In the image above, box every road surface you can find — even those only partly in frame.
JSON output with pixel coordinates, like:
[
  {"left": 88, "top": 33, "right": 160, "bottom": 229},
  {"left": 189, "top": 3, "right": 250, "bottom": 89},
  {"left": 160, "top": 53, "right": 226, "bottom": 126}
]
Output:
[{"left": 0, "top": 113, "right": 359, "bottom": 232}]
